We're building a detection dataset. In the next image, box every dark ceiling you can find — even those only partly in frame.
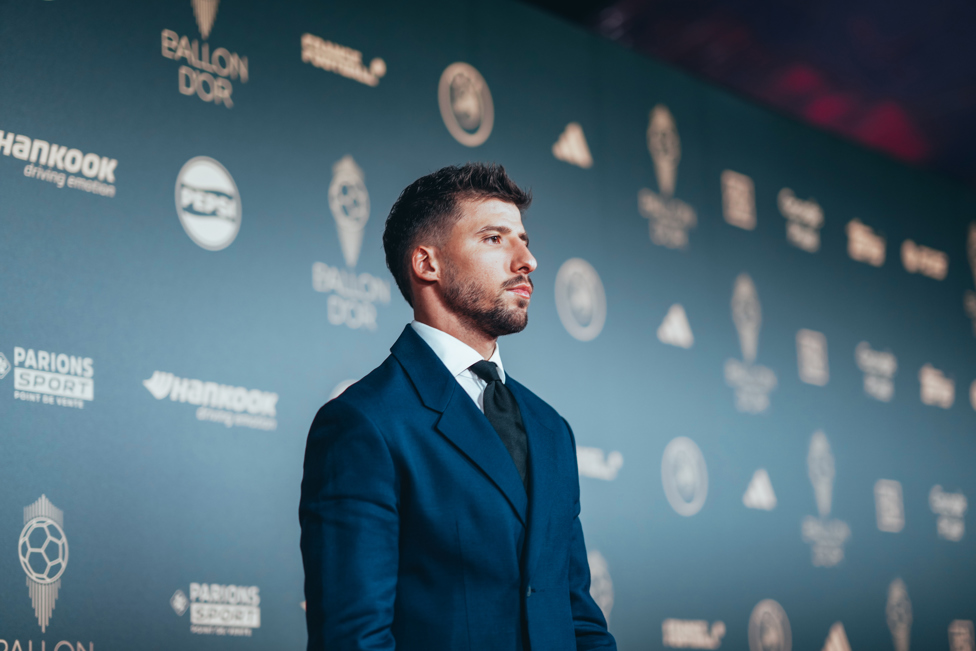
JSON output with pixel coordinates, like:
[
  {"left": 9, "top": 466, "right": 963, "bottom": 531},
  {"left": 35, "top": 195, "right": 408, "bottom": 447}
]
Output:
[{"left": 522, "top": 0, "right": 976, "bottom": 190}]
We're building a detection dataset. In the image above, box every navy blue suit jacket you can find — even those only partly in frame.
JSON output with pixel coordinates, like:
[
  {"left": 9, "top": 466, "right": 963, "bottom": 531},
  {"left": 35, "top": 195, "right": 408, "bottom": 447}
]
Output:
[{"left": 300, "top": 325, "right": 615, "bottom": 650}]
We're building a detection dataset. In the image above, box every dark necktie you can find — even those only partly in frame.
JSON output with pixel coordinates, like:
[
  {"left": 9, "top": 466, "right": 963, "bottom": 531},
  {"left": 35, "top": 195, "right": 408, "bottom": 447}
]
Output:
[{"left": 469, "top": 360, "right": 529, "bottom": 488}]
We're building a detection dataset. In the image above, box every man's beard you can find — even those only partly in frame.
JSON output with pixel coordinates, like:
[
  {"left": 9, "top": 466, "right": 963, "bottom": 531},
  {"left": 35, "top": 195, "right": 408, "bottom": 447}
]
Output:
[{"left": 442, "top": 263, "right": 531, "bottom": 338}]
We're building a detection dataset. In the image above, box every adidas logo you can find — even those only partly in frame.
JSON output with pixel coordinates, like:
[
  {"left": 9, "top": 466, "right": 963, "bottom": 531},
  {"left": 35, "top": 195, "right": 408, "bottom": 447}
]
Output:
[
  {"left": 822, "top": 622, "right": 851, "bottom": 651},
  {"left": 657, "top": 304, "right": 693, "bottom": 349},
  {"left": 553, "top": 122, "right": 593, "bottom": 169},
  {"left": 743, "top": 469, "right": 777, "bottom": 510}
]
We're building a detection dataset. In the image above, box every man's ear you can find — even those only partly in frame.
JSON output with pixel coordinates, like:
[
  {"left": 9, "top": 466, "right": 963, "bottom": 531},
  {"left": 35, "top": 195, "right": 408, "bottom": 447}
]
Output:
[{"left": 410, "top": 245, "right": 440, "bottom": 284}]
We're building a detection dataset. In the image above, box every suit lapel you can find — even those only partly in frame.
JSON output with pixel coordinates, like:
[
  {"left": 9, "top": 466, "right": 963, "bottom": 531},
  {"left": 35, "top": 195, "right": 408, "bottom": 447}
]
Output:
[
  {"left": 435, "top": 391, "right": 527, "bottom": 525},
  {"left": 506, "top": 378, "right": 558, "bottom": 578},
  {"left": 391, "top": 326, "right": 527, "bottom": 526}
]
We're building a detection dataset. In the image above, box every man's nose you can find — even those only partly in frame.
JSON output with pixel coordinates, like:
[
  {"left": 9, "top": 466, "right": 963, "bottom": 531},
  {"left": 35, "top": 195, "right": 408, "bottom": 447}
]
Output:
[{"left": 513, "top": 241, "right": 537, "bottom": 274}]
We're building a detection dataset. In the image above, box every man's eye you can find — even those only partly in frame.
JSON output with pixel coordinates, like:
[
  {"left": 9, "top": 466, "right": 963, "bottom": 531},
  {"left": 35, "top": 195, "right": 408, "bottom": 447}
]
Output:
[{"left": 486, "top": 235, "right": 501, "bottom": 243}]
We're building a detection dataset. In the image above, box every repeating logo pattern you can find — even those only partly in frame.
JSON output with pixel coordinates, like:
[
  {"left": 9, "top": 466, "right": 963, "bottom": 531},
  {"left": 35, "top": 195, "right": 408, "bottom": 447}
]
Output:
[
  {"left": 20, "top": 495, "right": 68, "bottom": 632},
  {"left": 748, "top": 599, "right": 791, "bottom": 651},
  {"left": 143, "top": 370, "right": 279, "bottom": 430},
  {"left": 874, "top": 479, "right": 905, "bottom": 533},
  {"left": 855, "top": 342, "right": 897, "bottom": 402},
  {"left": 638, "top": 105, "right": 697, "bottom": 249},
  {"left": 662, "top": 619, "right": 725, "bottom": 649},
  {"left": 919, "top": 363, "right": 954, "bottom": 408},
  {"left": 1, "top": 128, "right": 118, "bottom": 197},
  {"left": 796, "top": 329, "right": 829, "bottom": 386},
  {"left": 554, "top": 258, "right": 607, "bottom": 341},
  {"left": 658, "top": 304, "right": 694, "bottom": 349},
  {"left": 661, "top": 436, "right": 708, "bottom": 517},
  {"left": 161, "top": 1, "right": 249, "bottom": 108},
  {"left": 721, "top": 170, "right": 756, "bottom": 230},
  {"left": 801, "top": 431, "right": 850, "bottom": 567},
  {"left": 930, "top": 485, "right": 967, "bottom": 542},
  {"left": 778, "top": 188, "right": 823, "bottom": 252},
  {"left": 438, "top": 63, "right": 493, "bottom": 147},
  {"left": 846, "top": 219, "right": 886, "bottom": 267},
  {"left": 901, "top": 239, "right": 948, "bottom": 280},
  {"left": 553, "top": 122, "right": 593, "bottom": 169},
  {"left": 8, "top": 346, "right": 95, "bottom": 409},
  {"left": 949, "top": 620, "right": 975, "bottom": 651},
  {"left": 175, "top": 156, "right": 241, "bottom": 251},
  {"left": 743, "top": 469, "right": 777, "bottom": 511},
  {"left": 725, "top": 274, "right": 777, "bottom": 413},
  {"left": 886, "top": 578, "right": 912, "bottom": 651},
  {"left": 4, "top": 5, "right": 976, "bottom": 645},
  {"left": 312, "top": 156, "right": 392, "bottom": 330},
  {"left": 301, "top": 33, "right": 386, "bottom": 87},
  {"left": 577, "top": 446, "right": 624, "bottom": 481},
  {"left": 171, "top": 582, "right": 261, "bottom": 637},
  {"left": 822, "top": 622, "right": 851, "bottom": 651}
]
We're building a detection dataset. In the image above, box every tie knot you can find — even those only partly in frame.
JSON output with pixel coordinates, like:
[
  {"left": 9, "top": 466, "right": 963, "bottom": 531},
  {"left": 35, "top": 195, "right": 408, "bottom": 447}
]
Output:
[{"left": 469, "top": 360, "right": 501, "bottom": 384}]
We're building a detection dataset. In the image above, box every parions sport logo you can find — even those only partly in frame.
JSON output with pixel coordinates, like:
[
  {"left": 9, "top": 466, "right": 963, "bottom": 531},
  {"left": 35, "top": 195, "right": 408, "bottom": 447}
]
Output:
[
  {"left": 0, "top": 128, "right": 118, "bottom": 198},
  {"left": 170, "top": 582, "right": 261, "bottom": 637},
  {"left": 143, "top": 370, "right": 278, "bottom": 431},
  {"left": 160, "top": 0, "right": 248, "bottom": 108},
  {"left": 175, "top": 157, "right": 241, "bottom": 251},
  {"left": 3, "top": 347, "right": 95, "bottom": 409}
]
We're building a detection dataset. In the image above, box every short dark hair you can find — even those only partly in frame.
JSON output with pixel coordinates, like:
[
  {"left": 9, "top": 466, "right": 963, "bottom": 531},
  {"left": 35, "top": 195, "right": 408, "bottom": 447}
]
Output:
[{"left": 382, "top": 163, "right": 532, "bottom": 307}]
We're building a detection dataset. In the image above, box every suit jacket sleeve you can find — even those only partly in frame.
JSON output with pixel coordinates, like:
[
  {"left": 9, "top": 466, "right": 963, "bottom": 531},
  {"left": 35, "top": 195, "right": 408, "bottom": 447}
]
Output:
[
  {"left": 565, "top": 419, "right": 618, "bottom": 650},
  {"left": 300, "top": 398, "right": 400, "bottom": 651}
]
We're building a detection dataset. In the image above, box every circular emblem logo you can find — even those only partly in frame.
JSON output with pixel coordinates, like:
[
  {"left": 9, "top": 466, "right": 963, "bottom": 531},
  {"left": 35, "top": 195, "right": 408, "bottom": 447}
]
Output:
[
  {"left": 661, "top": 436, "right": 708, "bottom": 516},
  {"left": 19, "top": 516, "right": 69, "bottom": 585},
  {"left": 554, "top": 258, "right": 606, "bottom": 342},
  {"left": 748, "top": 599, "right": 792, "bottom": 651},
  {"left": 438, "top": 62, "right": 494, "bottom": 147},
  {"left": 0, "top": 351, "right": 10, "bottom": 380},
  {"left": 175, "top": 156, "right": 241, "bottom": 251}
]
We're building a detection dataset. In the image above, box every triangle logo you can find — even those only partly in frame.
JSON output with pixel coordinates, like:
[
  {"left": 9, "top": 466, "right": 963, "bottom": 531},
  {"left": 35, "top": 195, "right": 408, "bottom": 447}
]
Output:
[
  {"left": 552, "top": 122, "right": 593, "bottom": 169},
  {"left": 743, "top": 469, "right": 777, "bottom": 510},
  {"left": 192, "top": 0, "right": 220, "bottom": 40},
  {"left": 822, "top": 622, "right": 851, "bottom": 651},
  {"left": 657, "top": 304, "right": 694, "bottom": 349}
]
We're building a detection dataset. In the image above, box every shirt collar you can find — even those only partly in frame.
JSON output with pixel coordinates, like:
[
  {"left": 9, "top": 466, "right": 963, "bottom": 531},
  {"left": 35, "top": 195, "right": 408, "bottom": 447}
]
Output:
[{"left": 410, "top": 320, "right": 506, "bottom": 383}]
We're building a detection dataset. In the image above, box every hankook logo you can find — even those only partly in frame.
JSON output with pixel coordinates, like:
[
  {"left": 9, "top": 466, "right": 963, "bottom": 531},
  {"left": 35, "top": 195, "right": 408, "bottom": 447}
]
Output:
[{"left": 175, "top": 156, "right": 241, "bottom": 251}]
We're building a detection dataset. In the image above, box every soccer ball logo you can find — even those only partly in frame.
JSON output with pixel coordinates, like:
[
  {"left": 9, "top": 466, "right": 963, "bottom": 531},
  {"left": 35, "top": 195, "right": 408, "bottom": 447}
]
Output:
[{"left": 19, "top": 516, "right": 69, "bottom": 585}]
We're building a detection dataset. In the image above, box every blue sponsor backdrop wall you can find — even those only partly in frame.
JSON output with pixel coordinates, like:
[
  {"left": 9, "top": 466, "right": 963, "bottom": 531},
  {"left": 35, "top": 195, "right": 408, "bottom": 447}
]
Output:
[{"left": 2, "top": 0, "right": 975, "bottom": 649}]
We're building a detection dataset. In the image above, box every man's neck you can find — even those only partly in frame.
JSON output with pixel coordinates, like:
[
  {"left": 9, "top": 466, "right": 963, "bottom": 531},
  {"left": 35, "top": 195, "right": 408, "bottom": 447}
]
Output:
[{"left": 413, "top": 312, "right": 497, "bottom": 360}]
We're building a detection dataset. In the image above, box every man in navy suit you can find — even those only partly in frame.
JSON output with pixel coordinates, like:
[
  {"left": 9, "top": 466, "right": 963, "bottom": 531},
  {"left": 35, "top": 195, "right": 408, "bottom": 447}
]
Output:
[{"left": 300, "top": 163, "right": 615, "bottom": 651}]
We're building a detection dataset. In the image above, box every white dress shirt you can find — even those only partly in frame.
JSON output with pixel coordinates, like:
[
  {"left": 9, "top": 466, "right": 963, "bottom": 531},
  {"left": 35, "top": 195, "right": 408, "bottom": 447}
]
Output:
[{"left": 410, "top": 320, "right": 505, "bottom": 413}]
